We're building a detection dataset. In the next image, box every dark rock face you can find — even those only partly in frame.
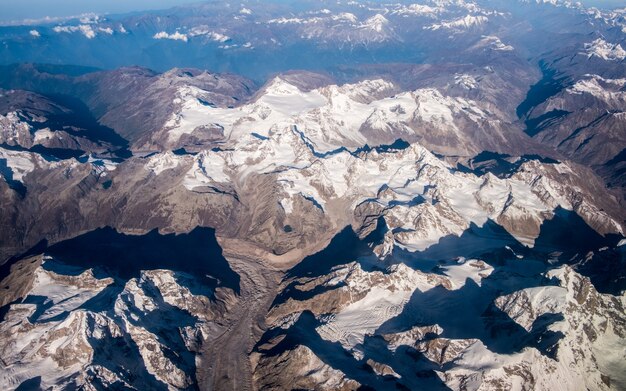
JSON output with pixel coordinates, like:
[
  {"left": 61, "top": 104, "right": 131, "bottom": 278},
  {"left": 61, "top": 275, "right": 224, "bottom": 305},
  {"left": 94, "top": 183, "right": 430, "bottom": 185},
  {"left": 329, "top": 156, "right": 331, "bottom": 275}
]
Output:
[
  {"left": 0, "top": 65, "right": 256, "bottom": 152},
  {"left": 0, "top": 88, "right": 129, "bottom": 157},
  {"left": 517, "top": 68, "right": 626, "bottom": 196}
]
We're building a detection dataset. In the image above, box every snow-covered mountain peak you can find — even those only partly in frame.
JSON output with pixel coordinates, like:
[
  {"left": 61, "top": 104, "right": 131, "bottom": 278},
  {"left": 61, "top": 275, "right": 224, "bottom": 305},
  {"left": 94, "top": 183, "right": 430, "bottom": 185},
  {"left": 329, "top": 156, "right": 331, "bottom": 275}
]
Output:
[
  {"left": 426, "top": 14, "right": 488, "bottom": 31},
  {"left": 331, "top": 12, "right": 359, "bottom": 24},
  {"left": 360, "top": 14, "right": 390, "bottom": 33},
  {"left": 261, "top": 76, "right": 306, "bottom": 97},
  {"left": 583, "top": 38, "right": 626, "bottom": 61},
  {"left": 566, "top": 75, "right": 626, "bottom": 102},
  {"left": 392, "top": 3, "right": 442, "bottom": 17},
  {"left": 0, "top": 254, "right": 236, "bottom": 390},
  {"left": 319, "top": 79, "right": 396, "bottom": 103},
  {"left": 474, "top": 35, "right": 514, "bottom": 51}
]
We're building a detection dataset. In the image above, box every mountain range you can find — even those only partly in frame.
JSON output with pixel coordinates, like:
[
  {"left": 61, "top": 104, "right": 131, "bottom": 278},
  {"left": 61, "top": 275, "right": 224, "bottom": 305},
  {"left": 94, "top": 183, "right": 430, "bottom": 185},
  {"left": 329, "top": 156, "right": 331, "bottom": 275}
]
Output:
[{"left": 0, "top": 0, "right": 625, "bottom": 390}]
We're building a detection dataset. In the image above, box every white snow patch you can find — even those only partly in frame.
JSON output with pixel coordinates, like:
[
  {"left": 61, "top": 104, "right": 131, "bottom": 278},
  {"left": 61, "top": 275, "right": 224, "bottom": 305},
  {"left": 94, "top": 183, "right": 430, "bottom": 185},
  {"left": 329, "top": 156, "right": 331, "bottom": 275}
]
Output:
[
  {"left": 183, "top": 150, "right": 230, "bottom": 190},
  {"left": 188, "top": 27, "right": 230, "bottom": 42},
  {"left": 426, "top": 15, "right": 488, "bottom": 31},
  {"left": 454, "top": 74, "right": 478, "bottom": 89},
  {"left": 145, "top": 152, "right": 182, "bottom": 175},
  {"left": 0, "top": 148, "right": 36, "bottom": 181},
  {"left": 567, "top": 75, "right": 626, "bottom": 101},
  {"left": 440, "top": 259, "right": 494, "bottom": 289},
  {"left": 87, "top": 155, "right": 118, "bottom": 173},
  {"left": 267, "top": 17, "right": 308, "bottom": 24},
  {"left": 583, "top": 38, "right": 626, "bottom": 61},
  {"left": 332, "top": 12, "right": 358, "bottom": 23},
  {"left": 53, "top": 24, "right": 96, "bottom": 39},
  {"left": 477, "top": 35, "right": 514, "bottom": 51},
  {"left": 153, "top": 31, "right": 188, "bottom": 42},
  {"left": 33, "top": 128, "right": 55, "bottom": 142},
  {"left": 98, "top": 27, "right": 113, "bottom": 35},
  {"left": 360, "top": 14, "right": 389, "bottom": 33},
  {"left": 393, "top": 4, "right": 441, "bottom": 17}
]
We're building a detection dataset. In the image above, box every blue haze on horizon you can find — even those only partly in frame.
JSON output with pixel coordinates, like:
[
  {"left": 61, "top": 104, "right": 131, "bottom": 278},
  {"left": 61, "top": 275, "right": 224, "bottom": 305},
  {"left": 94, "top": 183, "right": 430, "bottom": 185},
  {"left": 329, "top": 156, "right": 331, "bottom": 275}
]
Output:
[{"left": 0, "top": 0, "right": 624, "bottom": 23}]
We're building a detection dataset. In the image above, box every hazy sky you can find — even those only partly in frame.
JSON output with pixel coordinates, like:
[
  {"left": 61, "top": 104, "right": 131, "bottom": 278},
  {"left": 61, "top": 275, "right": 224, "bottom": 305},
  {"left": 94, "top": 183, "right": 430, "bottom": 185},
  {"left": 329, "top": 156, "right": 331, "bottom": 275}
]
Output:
[
  {"left": 582, "top": 0, "right": 626, "bottom": 7},
  {"left": 0, "top": 0, "right": 194, "bottom": 22},
  {"left": 0, "top": 0, "right": 624, "bottom": 23}
]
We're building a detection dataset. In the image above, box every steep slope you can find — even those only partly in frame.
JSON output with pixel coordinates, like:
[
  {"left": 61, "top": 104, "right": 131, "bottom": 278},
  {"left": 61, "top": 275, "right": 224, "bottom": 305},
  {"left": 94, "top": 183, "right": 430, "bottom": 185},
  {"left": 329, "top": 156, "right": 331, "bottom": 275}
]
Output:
[
  {"left": 1, "top": 68, "right": 624, "bottom": 264},
  {"left": 520, "top": 73, "right": 625, "bottom": 171},
  {"left": 163, "top": 74, "right": 544, "bottom": 157},
  {"left": 0, "top": 88, "right": 128, "bottom": 157},
  {"left": 0, "top": 65, "right": 256, "bottom": 152},
  {"left": 0, "top": 228, "right": 243, "bottom": 390},
  {"left": 253, "top": 227, "right": 626, "bottom": 390}
]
